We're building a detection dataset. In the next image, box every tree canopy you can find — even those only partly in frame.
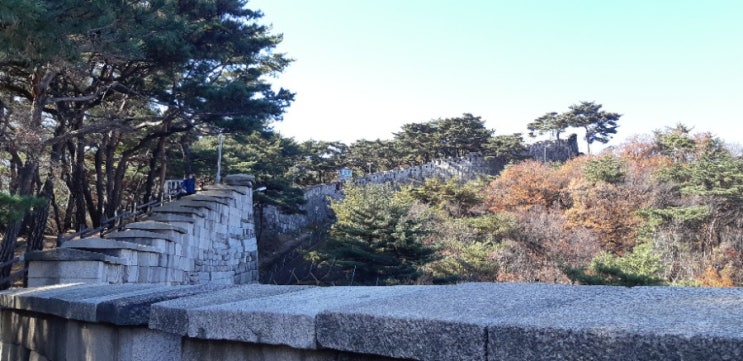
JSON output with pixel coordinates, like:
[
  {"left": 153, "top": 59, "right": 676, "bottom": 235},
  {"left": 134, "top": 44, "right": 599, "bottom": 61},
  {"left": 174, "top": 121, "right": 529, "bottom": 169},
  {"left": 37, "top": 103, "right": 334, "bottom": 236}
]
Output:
[
  {"left": 0, "top": 0, "right": 293, "bottom": 285},
  {"left": 527, "top": 101, "right": 621, "bottom": 154}
]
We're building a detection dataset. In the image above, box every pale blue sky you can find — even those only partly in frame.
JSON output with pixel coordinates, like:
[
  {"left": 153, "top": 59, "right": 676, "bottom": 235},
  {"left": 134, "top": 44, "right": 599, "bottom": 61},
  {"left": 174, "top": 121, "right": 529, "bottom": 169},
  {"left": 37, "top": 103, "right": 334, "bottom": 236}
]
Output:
[{"left": 251, "top": 0, "right": 742, "bottom": 152}]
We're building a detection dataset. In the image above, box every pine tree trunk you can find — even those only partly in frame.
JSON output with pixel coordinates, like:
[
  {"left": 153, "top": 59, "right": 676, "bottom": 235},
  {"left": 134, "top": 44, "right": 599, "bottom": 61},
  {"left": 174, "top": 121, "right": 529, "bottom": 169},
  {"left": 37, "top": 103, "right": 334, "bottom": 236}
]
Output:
[{"left": 0, "top": 160, "right": 37, "bottom": 289}]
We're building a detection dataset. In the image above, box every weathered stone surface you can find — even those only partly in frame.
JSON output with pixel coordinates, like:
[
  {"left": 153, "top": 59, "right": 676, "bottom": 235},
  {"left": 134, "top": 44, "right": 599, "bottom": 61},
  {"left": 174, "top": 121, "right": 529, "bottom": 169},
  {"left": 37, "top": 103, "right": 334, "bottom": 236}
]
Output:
[
  {"left": 150, "top": 205, "right": 206, "bottom": 218},
  {"left": 185, "top": 190, "right": 234, "bottom": 199},
  {"left": 95, "top": 283, "right": 234, "bottom": 325},
  {"left": 317, "top": 283, "right": 615, "bottom": 361},
  {"left": 487, "top": 286, "right": 743, "bottom": 361},
  {"left": 150, "top": 284, "right": 312, "bottom": 336},
  {"left": 176, "top": 200, "right": 217, "bottom": 211},
  {"left": 0, "top": 284, "right": 168, "bottom": 323},
  {"left": 4, "top": 283, "right": 743, "bottom": 361},
  {"left": 105, "top": 230, "right": 177, "bottom": 243},
  {"left": 175, "top": 285, "right": 428, "bottom": 349},
  {"left": 183, "top": 194, "right": 230, "bottom": 205},
  {"left": 147, "top": 214, "right": 196, "bottom": 224},
  {"left": 117, "top": 327, "right": 181, "bottom": 361},
  {"left": 201, "top": 185, "right": 247, "bottom": 195},
  {"left": 125, "top": 221, "right": 188, "bottom": 234},
  {"left": 25, "top": 248, "right": 122, "bottom": 263},
  {"left": 223, "top": 174, "right": 255, "bottom": 187},
  {"left": 61, "top": 238, "right": 162, "bottom": 254}
]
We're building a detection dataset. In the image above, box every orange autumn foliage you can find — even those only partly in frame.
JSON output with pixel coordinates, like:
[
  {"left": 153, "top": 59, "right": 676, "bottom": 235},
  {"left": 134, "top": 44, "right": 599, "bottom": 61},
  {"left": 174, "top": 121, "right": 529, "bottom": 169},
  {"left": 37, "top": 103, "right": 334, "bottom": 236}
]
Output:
[
  {"left": 564, "top": 180, "right": 645, "bottom": 253},
  {"left": 698, "top": 266, "right": 735, "bottom": 287},
  {"left": 485, "top": 160, "right": 571, "bottom": 212}
]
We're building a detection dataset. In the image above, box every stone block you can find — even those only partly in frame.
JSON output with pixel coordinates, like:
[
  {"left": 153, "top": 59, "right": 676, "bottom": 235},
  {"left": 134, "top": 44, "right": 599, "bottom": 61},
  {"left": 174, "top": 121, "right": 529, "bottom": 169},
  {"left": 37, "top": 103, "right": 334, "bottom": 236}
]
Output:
[
  {"left": 117, "top": 327, "right": 181, "bottom": 361},
  {"left": 25, "top": 248, "right": 124, "bottom": 264},
  {"left": 126, "top": 220, "right": 188, "bottom": 234},
  {"left": 172, "top": 285, "right": 426, "bottom": 349},
  {"left": 150, "top": 284, "right": 312, "bottom": 336},
  {"left": 86, "top": 284, "right": 233, "bottom": 326},
  {"left": 106, "top": 229, "right": 178, "bottom": 243},
  {"left": 28, "top": 261, "right": 105, "bottom": 280},
  {"left": 147, "top": 214, "right": 196, "bottom": 224},
  {"left": 317, "top": 283, "right": 615, "bottom": 361},
  {"left": 65, "top": 319, "right": 116, "bottom": 361},
  {"left": 61, "top": 238, "right": 161, "bottom": 260},
  {"left": 105, "top": 264, "right": 125, "bottom": 284},
  {"left": 167, "top": 269, "right": 185, "bottom": 285},
  {"left": 223, "top": 174, "right": 255, "bottom": 187},
  {"left": 0, "top": 341, "right": 30, "bottom": 361},
  {"left": 150, "top": 205, "right": 206, "bottom": 218},
  {"left": 152, "top": 267, "right": 167, "bottom": 283},
  {"left": 487, "top": 286, "right": 743, "bottom": 361},
  {"left": 2, "top": 310, "right": 66, "bottom": 361},
  {"left": 125, "top": 266, "right": 139, "bottom": 283},
  {"left": 137, "top": 252, "right": 160, "bottom": 267}
]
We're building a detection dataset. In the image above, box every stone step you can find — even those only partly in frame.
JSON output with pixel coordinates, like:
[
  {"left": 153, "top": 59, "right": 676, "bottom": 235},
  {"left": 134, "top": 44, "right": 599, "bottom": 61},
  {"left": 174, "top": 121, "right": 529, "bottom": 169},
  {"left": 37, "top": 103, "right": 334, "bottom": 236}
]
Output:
[
  {"left": 126, "top": 220, "right": 188, "bottom": 234},
  {"left": 150, "top": 205, "right": 206, "bottom": 218},
  {"left": 183, "top": 194, "right": 230, "bottom": 205},
  {"left": 105, "top": 229, "right": 177, "bottom": 243},
  {"left": 175, "top": 200, "right": 216, "bottom": 211},
  {"left": 61, "top": 237, "right": 162, "bottom": 254},
  {"left": 26, "top": 247, "right": 126, "bottom": 265},
  {"left": 201, "top": 185, "right": 248, "bottom": 195},
  {"left": 147, "top": 214, "right": 196, "bottom": 224}
]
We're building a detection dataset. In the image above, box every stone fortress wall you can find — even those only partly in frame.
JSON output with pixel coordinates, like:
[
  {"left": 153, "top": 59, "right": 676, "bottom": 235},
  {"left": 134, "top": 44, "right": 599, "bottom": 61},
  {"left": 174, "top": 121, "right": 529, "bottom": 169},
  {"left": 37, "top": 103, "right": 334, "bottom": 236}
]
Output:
[
  {"left": 526, "top": 134, "right": 581, "bottom": 162},
  {"left": 2, "top": 282, "right": 742, "bottom": 361},
  {"left": 24, "top": 174, "right": 260, "bottom": 287},
  {"left": 259, "top": 136, "right": 580, "bottom": 237},
  {"left": 260, "top": 153, "right": 509, "bottom": 238}
]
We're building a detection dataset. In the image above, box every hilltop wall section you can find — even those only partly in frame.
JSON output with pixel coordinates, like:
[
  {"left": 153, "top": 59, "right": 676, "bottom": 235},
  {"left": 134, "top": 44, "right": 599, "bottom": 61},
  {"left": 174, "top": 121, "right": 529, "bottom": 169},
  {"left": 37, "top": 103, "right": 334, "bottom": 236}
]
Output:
[
  {"left": 258, "top": 153, "right": 506, "bottom": 239},
  {"left": 259, "top": 136, "right": 580, "bottom": 238},
  {"left": 526, "top": 134, "right": 581, "bottom": 162}
]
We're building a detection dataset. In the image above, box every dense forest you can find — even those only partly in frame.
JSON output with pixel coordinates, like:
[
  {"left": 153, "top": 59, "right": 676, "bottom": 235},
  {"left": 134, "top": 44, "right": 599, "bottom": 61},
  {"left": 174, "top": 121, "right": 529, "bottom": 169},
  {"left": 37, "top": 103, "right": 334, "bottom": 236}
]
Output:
[
  {"left": 2, "top": 1, "right": 740, "bottom": 289},
  {"left": 305, "top": 124, "right": 743, "bottom": 287}
]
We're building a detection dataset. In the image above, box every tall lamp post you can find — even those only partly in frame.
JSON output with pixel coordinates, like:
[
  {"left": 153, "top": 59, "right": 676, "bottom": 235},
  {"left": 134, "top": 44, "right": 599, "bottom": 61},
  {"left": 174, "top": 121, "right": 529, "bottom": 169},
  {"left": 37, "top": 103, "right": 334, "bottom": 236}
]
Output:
[{"left": 216, "top": 133, "right": 224, "bottom": 184}]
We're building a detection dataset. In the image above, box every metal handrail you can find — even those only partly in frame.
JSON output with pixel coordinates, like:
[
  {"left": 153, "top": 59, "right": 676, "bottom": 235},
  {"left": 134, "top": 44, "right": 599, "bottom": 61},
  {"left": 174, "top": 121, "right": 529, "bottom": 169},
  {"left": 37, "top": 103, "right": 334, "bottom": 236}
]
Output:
[{"left": 56, "top": 198, "right": 163, "bottom": 245}]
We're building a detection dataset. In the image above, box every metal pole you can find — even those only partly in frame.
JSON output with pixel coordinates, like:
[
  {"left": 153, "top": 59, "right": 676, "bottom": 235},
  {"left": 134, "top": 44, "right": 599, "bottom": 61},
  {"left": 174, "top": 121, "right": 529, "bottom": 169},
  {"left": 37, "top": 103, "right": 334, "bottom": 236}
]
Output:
[{"left": 216, "top": 133, "right": 223, "bottom": 184}]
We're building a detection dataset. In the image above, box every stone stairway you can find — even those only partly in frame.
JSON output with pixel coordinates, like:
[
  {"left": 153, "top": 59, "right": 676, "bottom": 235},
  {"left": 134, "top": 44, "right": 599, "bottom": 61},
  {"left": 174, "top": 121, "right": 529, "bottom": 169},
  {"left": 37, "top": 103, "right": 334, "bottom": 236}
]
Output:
[{"left": 25, "top": 174, "right": 259, "bottom": 287}]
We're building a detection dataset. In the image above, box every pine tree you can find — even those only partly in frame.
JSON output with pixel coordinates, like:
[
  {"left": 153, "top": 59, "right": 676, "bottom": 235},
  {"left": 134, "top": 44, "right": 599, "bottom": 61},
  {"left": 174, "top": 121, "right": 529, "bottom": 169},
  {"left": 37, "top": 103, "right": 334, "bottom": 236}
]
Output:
[{"left": 322, "top": 184, "right": 436, "bottom": 285}]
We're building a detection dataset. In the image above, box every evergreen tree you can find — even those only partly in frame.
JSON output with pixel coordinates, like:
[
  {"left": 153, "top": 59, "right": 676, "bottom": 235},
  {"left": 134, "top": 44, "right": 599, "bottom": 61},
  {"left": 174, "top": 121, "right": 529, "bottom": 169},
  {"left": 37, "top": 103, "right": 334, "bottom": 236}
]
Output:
[
  {"left": 564, "top": 101, "right": 621, "bottom": 154},
  {"left": 189, "top": 132, "right": 305, "bottom": 213},
  {"left": 321, "top": 184, "right": 436, "bottom": 285},
  {"left": 527, "top": 112, "right": 569, "bottom": 140}
]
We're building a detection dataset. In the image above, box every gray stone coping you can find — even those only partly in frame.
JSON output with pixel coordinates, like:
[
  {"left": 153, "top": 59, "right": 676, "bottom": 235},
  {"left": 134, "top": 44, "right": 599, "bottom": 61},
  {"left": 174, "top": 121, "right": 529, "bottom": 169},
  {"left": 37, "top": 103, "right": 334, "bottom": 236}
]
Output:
[
  {"left": 223, "top": 173, "right": 255, "bottom": 187},
  {"left": 147, "top": 214, "right": 196, "bottom": 224},
  {"left": 105, "top": 229, "right": 177, "bottom": 243},
  {"left": 182, "top": 194, "right": 230, "bottom": 205},
  {"left": 152, "top": 285, "right": 428, "bottom": 349},
  {"left": 24, "top": 248, "right": 127, "bottom": 265},
  {"left": 201, "top": 185, "right": 248, "bottom": 195},
  {"left": 150, "top": 205, "right": 206, "bottom": 217},
  {"left": 185, "top": 191, "right": 234, "bottom": 200},
  {"left": 125, "top": 221, "right": 188, "bottom": 234},
  {"left": 175, "top": 200, "right": 216, "bottom": 211},
  {"left": 0, "top": 283, "right": 232, "bottom": 326},
  {"left": 3, "top": 283, "right": 743, "bottom": 360},
  {"left": 150, "top": 284, "right": 314, "bottom": 336},
  {"left": 60, "top": 238, "right": 162, "bottom": 254}
]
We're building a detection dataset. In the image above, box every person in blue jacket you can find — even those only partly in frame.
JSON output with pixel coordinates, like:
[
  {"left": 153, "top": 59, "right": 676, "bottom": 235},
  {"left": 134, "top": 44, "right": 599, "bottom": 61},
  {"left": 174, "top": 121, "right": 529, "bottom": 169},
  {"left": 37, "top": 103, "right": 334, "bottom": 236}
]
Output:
[{"left": 182, "top": 174, "right": 196, "bottom": 195}]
